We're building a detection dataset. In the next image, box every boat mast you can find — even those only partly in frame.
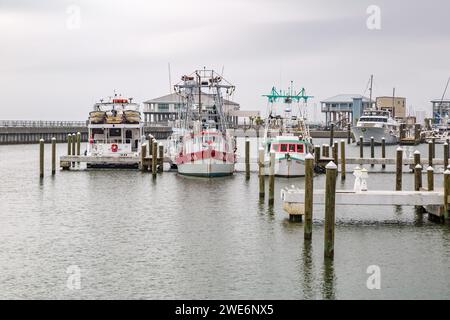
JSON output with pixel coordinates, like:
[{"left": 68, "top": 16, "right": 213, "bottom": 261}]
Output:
[
  {"left": 369, "top": 74, "right": 374, "bottom": 109},
  {"left": 392, "top": 87, "right": 396, "bottom": 117}
]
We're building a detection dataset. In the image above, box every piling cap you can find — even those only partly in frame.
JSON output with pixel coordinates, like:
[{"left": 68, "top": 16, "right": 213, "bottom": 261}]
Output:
[
  {"left": 51, "top": 137, "right": 56, "bottom": 140},
  {"left": 359, "top": 136, "right": 363, "bottom": 138},
  {"left": 444, "top": 143, "right": 448, "bottom": 146},
  {"left": 370, "top": 136, "right": 374, "bottom": 139},
  {"left": 39, "top": 138, "right": 44, "bottom": 142},
  {"left": 413, "top": 150, "right": 421, "bottom": 155},
  {"left": 427, "top": 166, "right": 434, "bottom": 172},
  {"left": 396, "top": 147, "right": 403, "bottom": 151},
  {"left": 325, "top": 161, "right": 337, "bottom": 170},
  {"left": 341, "top": 139, "right": 345, "bottom": 142},
  {"left": 305, "top": 153, "right": 314, "bottom": 160},
  {"left": 415, "top": 164, "right": 422, "bottom": 169},
  {"left": 382, "top": 137, "right": 385, "bottom": 140},
  {"left": 77, "top": 132, "right": 81, "bottom": 135},
  {"left": 445, "top": 170, "right": 450, "bottom": 175}
]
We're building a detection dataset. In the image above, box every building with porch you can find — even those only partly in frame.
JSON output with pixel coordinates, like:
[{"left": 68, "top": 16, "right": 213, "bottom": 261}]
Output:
[
  {"left": 431, "top": 99, "right": 450, "bottom": 124},
  {"left": 320, "top": 94, "right": 374, "bottom": 128},
  {"left": 143, "top": 92, "right": 242, "bottom": 126}
]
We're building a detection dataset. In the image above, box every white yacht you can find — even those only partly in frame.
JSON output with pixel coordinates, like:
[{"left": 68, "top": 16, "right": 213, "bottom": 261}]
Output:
[
  {"left": 86, "top": 94, "right": 144, "bottom": 168},
  {"left": 352, "top": 110, "right": 400, "bottom": 145}
]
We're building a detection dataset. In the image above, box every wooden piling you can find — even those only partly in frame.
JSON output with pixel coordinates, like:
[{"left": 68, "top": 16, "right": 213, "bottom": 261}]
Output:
[
  {"left": 67, "top": 134, "right": 72, "bottom": 155},
  {"left": 432, "top": 138, "right": 436, "bottom": 158},
  {"left": 329, "top": 123, "right": 334, "bottom": 147},
  {"left": 414, "top": 164, "right": 422, "bottom": 191},
  {"left": 359, "top": 136, "right": 363, "bottom": 158},
  {"left": 152, "top": 141, "right": 158, "bottom": 177},
  {"left": 340, "top": 140, "right": 346, "bottom": 180},
  {"left": 428, "top": 141, "right": 433, "bottom": 167},
  {"left": 158, "top": 144, "right": 164, "bottom": 173},
  {"left": 141, "top": 144, "right": 147, "bottom": 172},
  {"left": 381, "top": 137, "right": 386, "bottom": 169},
  {"left": 304, "top": 154, "right": 314, "bottom": 240},
  {"left": 245, "top": 139, "right": 250, "bottom": 180},
  {"left": 76, "top": 132, "right": 81, "bottom": 156},
  {"left": 427, "top": 166, "right": 434, "bottom": 191},
  {"left": 51, "top": 137, "right": 56, "bottom": 175},
  {"left": 39, "top": 139, "right": 44, "bottom": 178},
  {"left": 333, "top": 141, "right": 338, "bottom": 170},
  {"left": 370, "top": 136, "right": 374, "bottom": 167},
  {"left": 396, "top": 147, "right": 403, "bottom": 191},
  {"left": 71, "top": 133, "right": 76, "bottom": 156},
  {"left": 324, "top": 162, "right": 337, "bottom": 259},
  {"left": 322, "top": 144, "right": 329, "bottom": 158},
  {"left": 347, "top": 124, "right": 351, "bottom": 144},
  {"left": 258, "top": 147, "right": 265, "bottom": 199},
  {"left": 71, "top": 133, "right": 76, "bottom": 167},
  {"left": 413, "top": 150, "right": 421, "bottom": 167},
  {"left": 444, "top": 143, "right": 449, "bottom": 170},
  {"left": 444, "top": 170, "right": 450, "bottom": 223},
  {"left": 314, "top": 145, "right": 321, "bottom": 166},
  {"left": 268, "top": 151, "right": 275, "bottom": 206}
]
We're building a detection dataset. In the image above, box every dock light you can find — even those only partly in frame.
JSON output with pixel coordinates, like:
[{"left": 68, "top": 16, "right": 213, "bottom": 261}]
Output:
[
  {"left": 360, "top": 168, "right": 369, "bottom": 191},
  {"left": 353, "top": 166, "right": 362, "bottom": 192}
]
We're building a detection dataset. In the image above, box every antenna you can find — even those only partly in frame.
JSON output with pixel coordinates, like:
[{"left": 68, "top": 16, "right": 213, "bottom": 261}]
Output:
[
  {"left": 168, "top": 63, "right": 172, "bottom": 93},
  {"left": 369, "top": 74, "right": 374, "bottom": 109}
]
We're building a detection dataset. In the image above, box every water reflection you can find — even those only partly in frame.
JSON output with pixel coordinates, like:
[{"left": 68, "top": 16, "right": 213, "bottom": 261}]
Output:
[
  {"left": 322, "top": 258, "right": 336, "bottom": 300},
  {"left": 301, "top": 241, "right": 315, "bottom": 299}
]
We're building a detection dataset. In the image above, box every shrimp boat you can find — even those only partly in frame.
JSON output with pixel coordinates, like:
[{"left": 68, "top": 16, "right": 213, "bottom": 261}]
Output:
[
  {"left": 261, "top": 83, "right": 314, "bottom": 177},
  {"left": 168, "top": 69, "right": 236, "bottom": 177},
  {"left": 86, "top": 94, "right": 144, "bottom": 168}
]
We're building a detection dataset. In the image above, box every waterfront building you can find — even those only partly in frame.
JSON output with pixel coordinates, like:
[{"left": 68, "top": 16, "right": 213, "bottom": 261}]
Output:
[
  {"left": 320, "top": 94, "right": 374, "bottom": 128},
  {"left": 431, "top": 99, "right": 450, "bottom": 124},
  {"left": 376, "top": 96, "right": 406, "bottom": 118}
]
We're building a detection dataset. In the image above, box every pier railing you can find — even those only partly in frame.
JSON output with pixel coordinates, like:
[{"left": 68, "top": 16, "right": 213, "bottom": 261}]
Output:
[
  {"left": 0, "top": 120, "right": 88, "bottom": 128},
  {"left": 0, "top": 120, "right": 176, "bottom": 128}
]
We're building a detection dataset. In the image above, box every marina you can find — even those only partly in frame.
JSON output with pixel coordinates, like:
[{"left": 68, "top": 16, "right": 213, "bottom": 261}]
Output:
[{"left": 2, "top": 0, "right": 450, "bottom": 304}]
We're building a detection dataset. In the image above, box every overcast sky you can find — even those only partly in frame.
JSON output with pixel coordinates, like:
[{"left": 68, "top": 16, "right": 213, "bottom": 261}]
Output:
[{"left": 1, "top": 0, "right": 449, "bottom": 120}]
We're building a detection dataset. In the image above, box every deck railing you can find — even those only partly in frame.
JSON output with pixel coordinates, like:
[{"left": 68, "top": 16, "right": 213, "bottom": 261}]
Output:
[{"left": 0, "top": 120, "right": 89, "bottom": 128}]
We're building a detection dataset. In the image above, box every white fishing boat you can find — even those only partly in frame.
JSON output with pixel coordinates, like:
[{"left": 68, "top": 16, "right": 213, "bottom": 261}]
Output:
[
  {"left": 352, "top": 109, "right": 400, "bottom": 145},
  {"left": 168, "top": 69, "right": 236, "bottom": 177},
  {"left": 261, "top": 83, "right": 313, "bottom": 177},
  {"left": 86, "top": 94, "right": 144, "bottom": 168}
]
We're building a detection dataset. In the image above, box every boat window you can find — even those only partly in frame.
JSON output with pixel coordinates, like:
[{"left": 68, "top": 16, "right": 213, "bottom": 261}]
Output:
[
  {"left": 289, "top": 144, "right": 296, "bottom": 152},
  {"left": 297, "top": 144, "right": 304, "bottom": 153},
  {"left": 92, "top": 128, "right": 104, "bottom": 134},
  {"left": 280, "top": 144, "right": 288, "bottom": 152},
  {"left": 125, "top": 130, "right": 132, "bottom": 139},
  {"left": 109, "top": 128, "right": 121, "bottom": 137},
  {"left": 272, "top": 144, "right": 279, "bottom": 152}
]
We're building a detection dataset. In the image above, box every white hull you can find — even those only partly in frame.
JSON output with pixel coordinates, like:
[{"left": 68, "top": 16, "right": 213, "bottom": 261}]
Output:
[
  {"left": 352, "top": 126, "right": 398, "bottom": 145},
  {"left": 178, "top": 159, "right": 234, "bottom": 177},
  {"left": 265, "top": 157, "right": 305, "bottom": 177}
]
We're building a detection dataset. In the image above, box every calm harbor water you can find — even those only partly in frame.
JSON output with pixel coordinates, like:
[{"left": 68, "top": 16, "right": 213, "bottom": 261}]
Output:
[{"left": 0, "top": 139, "right": 449, "bottom": 299}]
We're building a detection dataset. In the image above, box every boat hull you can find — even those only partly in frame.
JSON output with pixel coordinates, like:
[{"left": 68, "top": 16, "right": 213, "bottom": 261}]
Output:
[
  {"left": 352, "top": 126, "right": 398, "bottom": 145},
  {"left": 177, "top": 161, "right": 234, "bottom": 177},
  {"left": 265, "top": 157, "right": 305, "bottom": 177}
]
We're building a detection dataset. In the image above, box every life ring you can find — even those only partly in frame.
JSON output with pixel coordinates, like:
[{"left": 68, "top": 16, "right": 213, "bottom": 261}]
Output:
[{"left": 111, "top": 144, "right": 118, "bottom": 152}]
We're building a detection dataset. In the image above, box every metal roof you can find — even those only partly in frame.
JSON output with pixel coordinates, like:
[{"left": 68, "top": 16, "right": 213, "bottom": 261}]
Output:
[
  {"left": 144, "top": 92, "right": 240, "bottom": 106},
  {"left": 320, "top": 94, "right": 372, "bottom": 104}
]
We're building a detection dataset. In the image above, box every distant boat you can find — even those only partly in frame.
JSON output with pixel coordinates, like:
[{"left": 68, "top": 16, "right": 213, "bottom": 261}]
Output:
[{"left": 352, "top": 109, "right": 400, "bottom": 145}]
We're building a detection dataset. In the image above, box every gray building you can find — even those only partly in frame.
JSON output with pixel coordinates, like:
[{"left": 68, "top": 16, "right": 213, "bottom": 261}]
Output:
[
  {"left": 320, "top": 94, "right": 374, "bottom": 128},
  {"left": 143, "top": 92, "right": 241, "bottom": 126},
  {"left": 431, "top": 99, "right": 450, "bottom": 124}
]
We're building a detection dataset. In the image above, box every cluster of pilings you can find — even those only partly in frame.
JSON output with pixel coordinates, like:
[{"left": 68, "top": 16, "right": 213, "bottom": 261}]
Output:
[{"left": 140, "top": 134, "right": 164, "bottom": 179}]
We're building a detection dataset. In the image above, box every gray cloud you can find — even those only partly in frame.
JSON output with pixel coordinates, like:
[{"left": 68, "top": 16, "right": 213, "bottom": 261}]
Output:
[{"left": 0, "top": 0, "right": 449, "bottom": 120}]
